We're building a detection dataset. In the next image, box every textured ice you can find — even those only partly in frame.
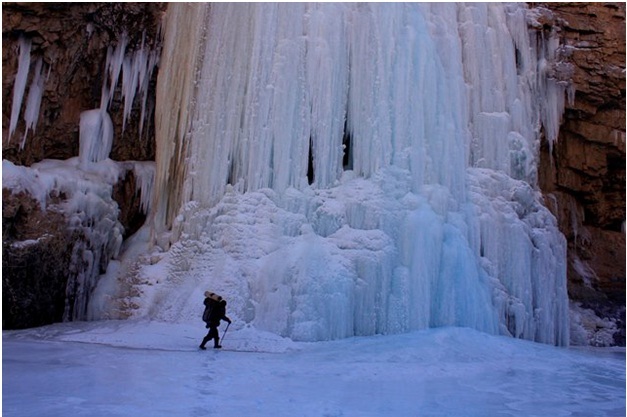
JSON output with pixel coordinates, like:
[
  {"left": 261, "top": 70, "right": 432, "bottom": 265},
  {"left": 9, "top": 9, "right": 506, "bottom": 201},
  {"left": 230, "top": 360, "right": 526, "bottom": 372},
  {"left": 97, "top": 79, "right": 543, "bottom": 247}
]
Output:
[
  {"left": 4, "top": 25, "right": 161, "bottom": 323},
  {"left": 119, "top": 4, "right": 571, "bottom": 344},
  {"left": 120, "top": 32, "right": 161, "bottom": 133},
  {"left": 8, "top": 29, "right": 159, "bottom": 151}
]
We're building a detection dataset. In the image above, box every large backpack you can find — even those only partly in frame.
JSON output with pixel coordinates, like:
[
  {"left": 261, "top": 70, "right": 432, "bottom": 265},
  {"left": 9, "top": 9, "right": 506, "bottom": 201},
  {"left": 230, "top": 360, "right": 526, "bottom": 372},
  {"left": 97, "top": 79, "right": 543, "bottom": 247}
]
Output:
[{"left": 202, "top": 291, "right": 223, "bottom": 324}]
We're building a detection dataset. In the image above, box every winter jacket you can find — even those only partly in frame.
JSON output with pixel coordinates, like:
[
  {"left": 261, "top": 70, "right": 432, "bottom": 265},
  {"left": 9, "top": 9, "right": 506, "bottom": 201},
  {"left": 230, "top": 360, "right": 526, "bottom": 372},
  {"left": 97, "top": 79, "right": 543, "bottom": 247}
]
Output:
[{"left": 204, "top": 298, "right": 231, "bottom": 327}]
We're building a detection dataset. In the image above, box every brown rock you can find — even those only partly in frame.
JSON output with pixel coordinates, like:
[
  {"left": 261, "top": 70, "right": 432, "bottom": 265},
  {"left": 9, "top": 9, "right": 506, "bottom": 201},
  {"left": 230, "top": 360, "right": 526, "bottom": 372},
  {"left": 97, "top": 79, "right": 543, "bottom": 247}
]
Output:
[{"left": 538, "top": 3, "right": 626, "bottom": 345}]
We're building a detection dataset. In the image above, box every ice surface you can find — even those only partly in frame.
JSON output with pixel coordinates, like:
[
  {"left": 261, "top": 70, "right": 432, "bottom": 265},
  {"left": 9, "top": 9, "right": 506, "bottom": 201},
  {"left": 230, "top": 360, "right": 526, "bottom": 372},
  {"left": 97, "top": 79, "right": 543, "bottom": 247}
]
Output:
[
  {"left": 8, "top": 30, "right": 159, "bottom": 151},
  {"left": 101, "top": 34, "right": 128, "bottom": 110},
  {"left": 131, "top": 161, "right": 156, "bottom": 214},
  {"left": 3, "top": 322, "right": 625, "bottom": 417},
  {"left": 121, "top": 32, "right": 161, "bottom": 134},
  {"left": 0, "top": 4, "right": 571, "bottom": 346},
  {"left": 152, "top": 3, "right": 209, "bottom": 236}
]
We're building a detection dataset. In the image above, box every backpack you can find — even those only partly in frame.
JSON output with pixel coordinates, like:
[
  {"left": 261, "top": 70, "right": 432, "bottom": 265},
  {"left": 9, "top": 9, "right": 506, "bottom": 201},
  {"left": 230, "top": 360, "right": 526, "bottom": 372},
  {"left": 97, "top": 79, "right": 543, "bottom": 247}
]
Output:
[{"left": 202, "top": 291, "right": 223, "bottom": 323}]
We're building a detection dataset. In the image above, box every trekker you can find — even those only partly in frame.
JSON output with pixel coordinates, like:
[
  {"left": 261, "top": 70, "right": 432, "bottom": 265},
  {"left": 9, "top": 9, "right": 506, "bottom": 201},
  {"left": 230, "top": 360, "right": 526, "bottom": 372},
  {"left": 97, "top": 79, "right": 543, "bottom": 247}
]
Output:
[{"left": 200, "top": 293, "right": 232, "bottom": 350}]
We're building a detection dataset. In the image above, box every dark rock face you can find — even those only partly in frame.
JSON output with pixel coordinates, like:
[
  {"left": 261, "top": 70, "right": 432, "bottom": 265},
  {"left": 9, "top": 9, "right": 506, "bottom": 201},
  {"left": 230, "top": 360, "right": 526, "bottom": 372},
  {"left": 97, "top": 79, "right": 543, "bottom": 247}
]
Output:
[
  {"left": 2, "top": 3, "right": 164, "bottom": 329},
  {"left": 3, "top": 189, "right": 72, "bottom": 328},
  {"left": 112, "top": 166, "right": 147, "bottom": 239},
  {"left": 538, "top": 3, "right": 626, "bottom": 345}
]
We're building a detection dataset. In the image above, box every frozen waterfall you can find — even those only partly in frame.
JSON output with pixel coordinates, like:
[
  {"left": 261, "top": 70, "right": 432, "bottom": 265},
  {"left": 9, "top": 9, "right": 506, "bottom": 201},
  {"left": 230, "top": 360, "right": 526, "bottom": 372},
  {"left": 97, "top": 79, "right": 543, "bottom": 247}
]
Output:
[{"left": 144, "top": 3, "right": 569, "bottom": 345}]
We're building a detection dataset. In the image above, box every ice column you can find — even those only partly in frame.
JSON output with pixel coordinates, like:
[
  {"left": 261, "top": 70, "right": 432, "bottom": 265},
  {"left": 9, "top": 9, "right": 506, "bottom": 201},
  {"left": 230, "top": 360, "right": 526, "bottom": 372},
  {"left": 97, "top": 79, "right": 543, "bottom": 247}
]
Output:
[
  {"left": 152, "top": 3, "right": 209, "bottom": 244},
  {"left": 79, "top": 109, "right": 114, "bottom": 167}
]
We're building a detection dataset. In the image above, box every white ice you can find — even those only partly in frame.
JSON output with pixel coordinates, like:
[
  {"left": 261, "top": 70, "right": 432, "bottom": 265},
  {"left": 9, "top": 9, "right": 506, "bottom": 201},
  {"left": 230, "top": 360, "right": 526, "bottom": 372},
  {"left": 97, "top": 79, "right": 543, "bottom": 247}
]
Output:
[
  {"left": 8, "top": 36, "right": 32, "bottom": 140},
  {"left": 21, "top": 57, "right": 46, "bottom": 148},
  {"left": 79, "top": 109, "right": 114, "bottom": 167},
  {"left": 3, "top": 322, "right": 624, "bottom": 417},
  {"left": 4, "top": 3, "right": 575, "bottom": 358},
  {"left": 8, "top": 36, "right": 49, "bottom": 146},
  {"left": 143, "top": 3, "right": 570, "bottom": 346}
]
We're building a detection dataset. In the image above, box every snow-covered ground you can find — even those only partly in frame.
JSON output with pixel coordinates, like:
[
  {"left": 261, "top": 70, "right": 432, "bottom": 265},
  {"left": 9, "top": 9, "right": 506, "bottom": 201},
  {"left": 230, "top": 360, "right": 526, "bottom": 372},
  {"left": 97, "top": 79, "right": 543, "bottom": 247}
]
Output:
[{"left": 3, "top": 321, "right": 625, "bottom": 417}]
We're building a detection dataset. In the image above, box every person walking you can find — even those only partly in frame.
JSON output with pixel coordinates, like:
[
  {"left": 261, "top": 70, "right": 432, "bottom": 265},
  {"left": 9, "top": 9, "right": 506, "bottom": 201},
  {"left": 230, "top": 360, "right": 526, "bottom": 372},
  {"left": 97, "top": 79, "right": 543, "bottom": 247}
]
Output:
[{"left": 200, "top": 292, "right": 232, "bottom": 350}]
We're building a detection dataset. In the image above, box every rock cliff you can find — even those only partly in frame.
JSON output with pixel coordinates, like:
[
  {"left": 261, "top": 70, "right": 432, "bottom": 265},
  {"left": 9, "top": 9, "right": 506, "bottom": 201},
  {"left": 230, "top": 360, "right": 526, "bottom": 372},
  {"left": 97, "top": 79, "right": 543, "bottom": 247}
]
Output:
[{"left": 538, "top": 3, "right": 625, "bottom": 345}]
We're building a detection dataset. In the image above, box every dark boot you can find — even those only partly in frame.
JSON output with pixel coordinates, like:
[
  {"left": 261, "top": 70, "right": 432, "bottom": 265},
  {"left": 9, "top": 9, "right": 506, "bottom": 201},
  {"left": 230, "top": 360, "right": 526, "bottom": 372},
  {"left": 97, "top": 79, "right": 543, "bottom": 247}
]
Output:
[
  {"left": 200, "top": 334, "right": 211, "bottom": 350},
  {"left": 214, "top": 336, "right": 221, "bottom": 349}
]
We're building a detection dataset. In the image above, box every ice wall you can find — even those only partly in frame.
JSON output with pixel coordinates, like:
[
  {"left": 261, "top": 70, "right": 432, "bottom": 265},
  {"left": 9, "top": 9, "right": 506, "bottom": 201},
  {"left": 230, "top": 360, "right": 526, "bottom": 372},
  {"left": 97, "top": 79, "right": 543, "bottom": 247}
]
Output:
[{"left": 148, "top": 3, "right": 569, "bottom": 345}]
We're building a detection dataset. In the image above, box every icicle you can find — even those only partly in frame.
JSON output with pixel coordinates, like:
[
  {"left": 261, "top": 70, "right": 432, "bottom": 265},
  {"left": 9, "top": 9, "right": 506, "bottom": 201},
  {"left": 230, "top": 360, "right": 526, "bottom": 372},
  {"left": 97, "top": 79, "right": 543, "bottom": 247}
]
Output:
[
  {"left": 21, "top": 57, "right": 45, "bottom": 149},
  {"left": 98, "top": 31, "right": 160, "bottom": 136},
  {"left": 132, "top": 161, "right": 156, "bottom": 214},
  {"left": 121, "top": 54, "right": 138, "bottom": 132},
  {"left": 121, "top": 32, "right": 144, "bottom": 132},
  {"left": 534, "top": 18, "right": 572, "bottom": 148},
  {"left": 138, "top": 49, "right": 160, "bottom": 137},
  {"left": 100, "top": 33, "right": 128, "bottom": 110},
  {"left": 9, "top": 36, "right": 32, "bottom": 140}
]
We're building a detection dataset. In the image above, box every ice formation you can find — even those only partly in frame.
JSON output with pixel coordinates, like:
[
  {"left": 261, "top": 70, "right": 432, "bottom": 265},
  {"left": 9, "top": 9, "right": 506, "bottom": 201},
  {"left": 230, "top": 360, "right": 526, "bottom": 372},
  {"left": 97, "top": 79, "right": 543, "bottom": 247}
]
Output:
[
  {"left": 149, "top": 4, "right": 571, "bottom": 344},
  {"left": 7, "top": 36, "right": 50, "bottom": 148},
  {"left": 3, "top": 158, "right": 155, "bottom": 320},
  {"left": 21, "top": 57, "right": 46, "bottom": 148},
  {"left": 101, "top": 32, "right": 161, "bottom": 136},
  {"left": 9, "top": 36, "right": 31, "bottom": 140},
  {"left": 9, "top": 30, "right": 160, "bottom": 153},
  {"left": 79, "top": 109, "right": 114, "bottom": 167}
]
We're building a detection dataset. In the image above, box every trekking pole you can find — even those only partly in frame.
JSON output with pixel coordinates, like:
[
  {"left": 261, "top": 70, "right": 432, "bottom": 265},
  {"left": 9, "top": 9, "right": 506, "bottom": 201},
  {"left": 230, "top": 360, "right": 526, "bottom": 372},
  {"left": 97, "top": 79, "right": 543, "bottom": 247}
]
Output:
[{"left": 221, "top": 322, "right": 231, "bottom": 344}]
